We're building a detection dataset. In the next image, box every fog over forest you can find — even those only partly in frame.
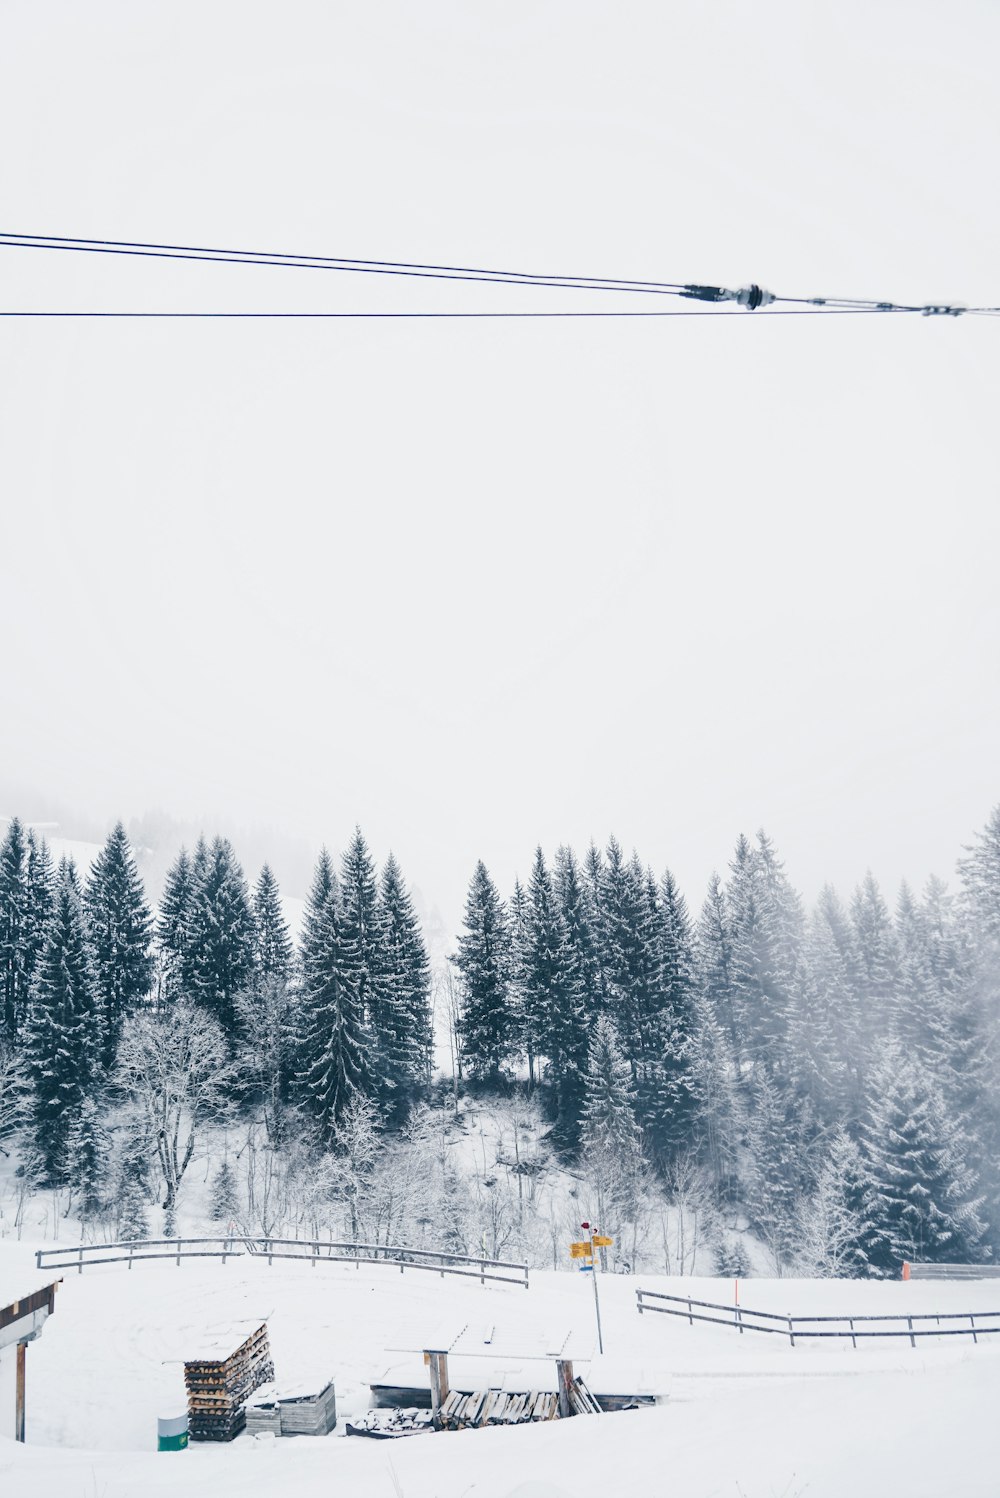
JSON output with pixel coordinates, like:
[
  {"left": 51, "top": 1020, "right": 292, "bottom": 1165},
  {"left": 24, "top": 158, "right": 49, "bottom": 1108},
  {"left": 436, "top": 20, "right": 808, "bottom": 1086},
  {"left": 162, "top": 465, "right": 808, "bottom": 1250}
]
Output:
[{"left": 2, "top": 803, "right": 998, "bottom": 1277}]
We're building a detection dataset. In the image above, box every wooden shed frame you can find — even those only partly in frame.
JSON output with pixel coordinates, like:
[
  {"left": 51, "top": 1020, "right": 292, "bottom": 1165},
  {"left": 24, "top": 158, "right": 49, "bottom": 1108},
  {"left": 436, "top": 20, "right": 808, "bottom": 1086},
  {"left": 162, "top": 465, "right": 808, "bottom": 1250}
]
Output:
[{"left": 0, "top": 1280, "right": 61, "bottom": 1442}]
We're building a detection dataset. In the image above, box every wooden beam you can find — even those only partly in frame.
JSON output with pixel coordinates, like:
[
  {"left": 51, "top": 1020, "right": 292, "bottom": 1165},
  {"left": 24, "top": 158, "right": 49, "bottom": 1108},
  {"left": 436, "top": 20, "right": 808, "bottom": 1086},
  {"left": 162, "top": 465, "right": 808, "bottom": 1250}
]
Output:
[
  {"left": 15, "top": 1341, "right": 26, "bottom": 1442},
  {"left": 556, "top": 1358, "right": 574, "bottom": 1419},
  {"left": 426, "top": 1351, "right": 450, "bottom": 1422}
]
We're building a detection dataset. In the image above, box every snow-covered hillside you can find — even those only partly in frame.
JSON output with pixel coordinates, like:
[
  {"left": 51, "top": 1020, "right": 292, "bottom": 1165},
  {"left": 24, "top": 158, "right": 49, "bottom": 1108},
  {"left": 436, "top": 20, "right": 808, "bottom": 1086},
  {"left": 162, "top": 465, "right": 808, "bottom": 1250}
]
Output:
[{"left": 2, "top": 1240, "right": 998, "bottom": 1497}]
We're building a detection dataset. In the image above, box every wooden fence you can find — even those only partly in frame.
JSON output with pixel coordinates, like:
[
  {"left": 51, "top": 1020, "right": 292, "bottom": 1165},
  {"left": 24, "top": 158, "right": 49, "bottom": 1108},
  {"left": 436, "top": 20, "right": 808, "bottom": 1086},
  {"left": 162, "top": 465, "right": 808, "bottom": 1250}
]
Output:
[
  {"left": 635, "top": 1287, "right": 1000, "bottom": 1347},
  {"left": 902, "top": 1261, "right": 1000, "bottom": 1281},
  {"left": 35, "top": 1236, "right": 530, "bottom": 1289}
]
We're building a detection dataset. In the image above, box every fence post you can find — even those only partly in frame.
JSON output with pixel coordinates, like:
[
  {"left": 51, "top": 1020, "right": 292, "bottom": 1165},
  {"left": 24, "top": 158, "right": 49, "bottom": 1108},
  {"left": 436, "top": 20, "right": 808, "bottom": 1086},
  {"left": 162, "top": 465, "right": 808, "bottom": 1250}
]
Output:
[
  {"left": 736, "top": 1305, "right": 743, "bottom": 1335},
  {"left": 176, "top": 1238, "right": 182, "bottom": 1268},
  {"left": 128, "top": 1241, "right": 134, "bottom": 1271},
  {"left": 637, "top": 1289, "right": 643, "bottom": 1316},
  {"left": 849, "top": 1317, "right": 856, "bottom": 1350},
  {"left": 688, "top": 1297, "right": 693, "bottom": 1326},
  {"left": 787, "top": 1315, "right": 795, "bottom": 1348},
  {"left": 78, "top": 1244, "right": 84, "bottom": 1276},
  {"left": 907, "top": 1317, "right": 915, "bottom": 1349},
  {"left": 312, "top": 1241, "right": 317, "bottom": 1268},
  {"left": 971, "top": 1314, "right": 978, "bottom": 1346},
  {"left": 221, "top": 1236, "right": 227, "bottom": 1267}
]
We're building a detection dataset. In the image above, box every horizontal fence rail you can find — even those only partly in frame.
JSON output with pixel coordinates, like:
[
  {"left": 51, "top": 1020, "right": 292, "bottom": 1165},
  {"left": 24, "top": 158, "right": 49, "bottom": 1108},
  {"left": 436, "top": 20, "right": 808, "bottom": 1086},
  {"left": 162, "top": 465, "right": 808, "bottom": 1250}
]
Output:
[
  {"left": 902, "top": 1261, "right": 1000, "bottom": 1281},
  {"left": 35, "top": 1237, "right": 529, "bottom": 1289},
  {"left": 635, "top": 1288, "right": 1000, "bottom": 1347}
]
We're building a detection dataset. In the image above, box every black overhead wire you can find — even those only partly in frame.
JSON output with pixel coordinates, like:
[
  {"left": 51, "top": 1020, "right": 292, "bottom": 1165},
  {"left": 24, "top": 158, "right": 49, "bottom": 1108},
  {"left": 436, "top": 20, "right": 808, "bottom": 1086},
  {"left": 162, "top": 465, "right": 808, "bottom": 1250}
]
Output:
[
  {"left": 0, "top": 231, "right": 996, "bottom": 316},
  {"left": 0, "top": 307, "right": 899, "bottom": 319}
]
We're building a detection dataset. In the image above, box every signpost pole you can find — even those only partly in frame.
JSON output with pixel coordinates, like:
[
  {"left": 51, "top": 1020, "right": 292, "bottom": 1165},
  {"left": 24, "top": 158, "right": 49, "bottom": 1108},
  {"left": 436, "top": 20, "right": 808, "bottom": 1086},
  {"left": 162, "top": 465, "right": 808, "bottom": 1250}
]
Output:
[{"left": 585, "top": 1223, "right": 604, "bottom": 1355}]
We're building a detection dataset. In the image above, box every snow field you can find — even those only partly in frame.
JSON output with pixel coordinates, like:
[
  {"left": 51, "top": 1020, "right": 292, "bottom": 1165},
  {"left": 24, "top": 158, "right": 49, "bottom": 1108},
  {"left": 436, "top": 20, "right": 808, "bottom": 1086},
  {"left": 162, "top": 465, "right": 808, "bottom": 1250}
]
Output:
[{"left": 3, "top": 1241, "right": 1000, "bottom": 1496}]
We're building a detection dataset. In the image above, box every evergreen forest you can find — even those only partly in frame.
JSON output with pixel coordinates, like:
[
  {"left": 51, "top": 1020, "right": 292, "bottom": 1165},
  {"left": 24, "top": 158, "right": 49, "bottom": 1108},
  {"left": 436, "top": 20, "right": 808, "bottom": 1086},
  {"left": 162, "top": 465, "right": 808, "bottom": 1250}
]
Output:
[{"left": 1, "top": 808, "right": 999, "bottom": 1278}]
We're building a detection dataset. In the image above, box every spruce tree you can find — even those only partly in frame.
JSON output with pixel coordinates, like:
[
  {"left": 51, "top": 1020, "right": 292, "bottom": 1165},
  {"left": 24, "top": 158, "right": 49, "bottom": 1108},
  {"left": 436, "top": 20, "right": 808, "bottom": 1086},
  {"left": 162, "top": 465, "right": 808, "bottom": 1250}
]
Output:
[
  {"left": 23, "top": 869, "right": 101, "bottom": 1182},
  {"left": 185, "top": 837, "right": 256, "bottom": 1038},
  {"left": 640, "top": 869, "right": 697, "bottom": 1161},
  {"left": 850, "top": 872, "right": 899, "bottom": 1046},
  {"left": 0, "top": 817, "right": 30, "bottom": 1041},
  {"left": 24, "top": 831, "right": 55, "bottom": 998},
  {"left": 453, "top": 862, "right": 515, "bottom": 1084},
  {"left": 252, "top": 863, "right": 293, "bottom": 981},
  {"left": 860, "top": 1047, "right": 987, "bottom": 1274},
  {"left": 524, "top": 847, "right": 588, "bottom": 1148},
  {"left": 580, "top": 1015, "right": 644, "bottom": 1225},
  {"left": 696, "top": 873, "right": 739, "bottom": 1065},
  {"left": 339, "top": 828, "right": 381, "bottom": 1030},
  {"left": 85, "top": 822, "right": 154, "bottom": 1068},
  {"left": 958, "top": 803, "right": 1000, "bottom": 945},
  {"left": 66, "top": 1098, "right": 111, "bottom": 1224},
  {"left": 158, "top": 846, "right": 195, "bottom": 1002},
  {"left": 210, "top": 1160, "right": 241, "bottom": 1224},
  {"left": 373, "top": 853, "right": 432, "bottom": 1126},
  {"left": 507, "top": 877, "right": 534, "bottom": 1082},
  {"left": 297, "top": 857, "right": 369, "bottom": 1144}
]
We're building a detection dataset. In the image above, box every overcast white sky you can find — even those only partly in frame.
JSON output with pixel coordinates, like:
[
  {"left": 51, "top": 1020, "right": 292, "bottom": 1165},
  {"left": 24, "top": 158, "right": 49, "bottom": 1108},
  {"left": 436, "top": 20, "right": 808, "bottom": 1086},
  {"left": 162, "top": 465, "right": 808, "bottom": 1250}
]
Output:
[{"left": 1, "top": 1, "right": 998, "bottom": 931}]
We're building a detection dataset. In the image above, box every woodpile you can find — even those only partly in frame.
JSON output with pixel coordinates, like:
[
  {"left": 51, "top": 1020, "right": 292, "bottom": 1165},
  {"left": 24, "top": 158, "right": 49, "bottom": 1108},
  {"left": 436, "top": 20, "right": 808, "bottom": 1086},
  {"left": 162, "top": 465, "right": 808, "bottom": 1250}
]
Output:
[
  {"left": 436, "top": 1388, "right": 560, "bottom": 1429},
  {"left": 246, "top": 1378, "right": 337, "bottom": 1436},
  {"left": 184, "top": 1322, "right": 274, "bottom": 1442}
]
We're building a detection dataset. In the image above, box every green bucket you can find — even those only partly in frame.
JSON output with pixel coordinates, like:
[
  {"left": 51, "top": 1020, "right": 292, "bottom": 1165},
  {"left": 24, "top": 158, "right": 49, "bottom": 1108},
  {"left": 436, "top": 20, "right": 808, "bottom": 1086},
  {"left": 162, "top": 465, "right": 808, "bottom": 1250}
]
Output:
[{"left": 158, "top": 1411, "right": 189, "bottom": 1451}]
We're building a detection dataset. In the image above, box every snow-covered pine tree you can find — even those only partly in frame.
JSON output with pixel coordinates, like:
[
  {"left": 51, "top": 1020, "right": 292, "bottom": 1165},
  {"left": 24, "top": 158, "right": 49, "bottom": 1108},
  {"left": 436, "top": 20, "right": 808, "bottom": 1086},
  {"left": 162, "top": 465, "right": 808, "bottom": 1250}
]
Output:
[
  {"left": 581, "top": 841, "right": 610, "bottom": 1010},
  {"left": 958, "top": 803, "right": 1000, "bottom": 946},
  {"left": 579, "top": 1014, "right": 644, "bottom": 1228},
  {"left": 252, "top": 863, "right": 293, "bottom": 982},
  {"left": 453, "top": 862, "right": 515, "bottom": 1085},
  {"left": 554, "top": 846, "right": 600, "bottom": 1010},
  {"left": 185, "top": 837, "right": 256, "bottom": 1039},
  {"left": 507, "top": 877, "right": 535, "bottom": 1084},
  {"left": 23, "top": 866, "right": 101, "bottom": 1182},
  {"left": 66, "top": 1097, "right": 111, "bottom": 1226},
  {"left": 23, "top": 830, "right": 55, "bottom": 999},
  {"left": 742, "top": 1068, "right": 809, "bottom": 1272},
  {"left": 373, "top": 853, "right": 432, "bottom": 1127},
  {"left": 117, "top": 1178, "right": 149, "bottom": 1242},
  {"left": 339, "top": 828, "right": 382, "bottom": 1033},
  {"left": 297, "top": 862, "right": 369, "bottom": 1145},
  {"left": 157, "top": 846, "right": 195, "bottom": 1003},
  {"left": 695, "top": 873, "right": 740, "bottom": 1067},
  {"left": 850, "top": 872, "right": 899, "bottom": 1047},
  {"left": 793, "top": 1127, "right": 873, "bottom": 1277},
  {"left": 860, "top": 1046, "right": 988, "bottom": 1274},
  {"left": 640, "top": 869, "right": 698, "bottom": 1162},
  {"left": 599, "top": 841, "right": 660, "bottom": 1061},
  {"left": 726, "top": 832, "right": 800, "bottom": 1076},
  {"left": 210, "top": 1160, "right": 241, "bottom": 1224},
  {"left": 524, "top": 847, "right": 589, "bottom": 1149},
  {"left": 0, "top": 817, "right": 31, "bottom": 1041},
  {"left": 84, "top": 822, "right": 154, "bottom": 1068},
  {"left": 785, "top": 903, "right": 856, "bottom": 1127}
]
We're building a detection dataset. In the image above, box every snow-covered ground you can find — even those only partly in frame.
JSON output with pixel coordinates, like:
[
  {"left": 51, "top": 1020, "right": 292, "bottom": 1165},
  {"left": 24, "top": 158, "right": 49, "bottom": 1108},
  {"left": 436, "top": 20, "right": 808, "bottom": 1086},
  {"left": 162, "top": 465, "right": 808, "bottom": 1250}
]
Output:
[{"left": 2, "top": 1238, "right": 999, "bottom": 1497}]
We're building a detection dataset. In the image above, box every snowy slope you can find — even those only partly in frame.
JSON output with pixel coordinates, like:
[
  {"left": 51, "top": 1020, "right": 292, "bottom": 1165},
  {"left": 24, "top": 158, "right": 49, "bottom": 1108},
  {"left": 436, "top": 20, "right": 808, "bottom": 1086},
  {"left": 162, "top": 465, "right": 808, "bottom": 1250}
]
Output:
[{"left": 2, "top": 1241, "right": 999, "bottom": 1497}]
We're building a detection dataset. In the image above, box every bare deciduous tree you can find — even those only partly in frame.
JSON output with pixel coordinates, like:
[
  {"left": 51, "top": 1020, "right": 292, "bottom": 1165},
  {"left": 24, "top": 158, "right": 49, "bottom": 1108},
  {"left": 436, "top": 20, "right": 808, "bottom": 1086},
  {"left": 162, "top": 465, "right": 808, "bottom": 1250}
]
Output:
[{"left": 116, "top": 1001, "right": 239, "bottom": 1212}]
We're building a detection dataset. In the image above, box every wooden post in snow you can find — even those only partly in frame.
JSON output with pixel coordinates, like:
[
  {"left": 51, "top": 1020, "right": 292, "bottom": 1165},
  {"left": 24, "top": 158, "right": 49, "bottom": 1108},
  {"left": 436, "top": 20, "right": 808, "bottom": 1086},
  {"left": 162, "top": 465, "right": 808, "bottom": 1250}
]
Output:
[
  {"left": 15, "top": 1342, "right": 26, "bottom": 1442},
  {"left": 556, "top": 1358, "right": 575, "bottom": 1419},
  {"left": 426, "top": 1350, "right": 450, "bottom": 1423}
]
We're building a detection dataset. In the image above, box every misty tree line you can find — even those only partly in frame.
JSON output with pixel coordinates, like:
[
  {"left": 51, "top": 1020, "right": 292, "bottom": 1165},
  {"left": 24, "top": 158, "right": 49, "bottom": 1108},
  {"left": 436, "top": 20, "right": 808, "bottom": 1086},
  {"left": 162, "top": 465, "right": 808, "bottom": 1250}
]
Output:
[
  {"left": 451, "top": 813, "right": 1000, "bottom": 1276},
  {"left": 0, "top": 818, "right": 432, "bottom": 1234},
  {"left": 2, "top": 808, "right": 1000, "bottom": 1277}
]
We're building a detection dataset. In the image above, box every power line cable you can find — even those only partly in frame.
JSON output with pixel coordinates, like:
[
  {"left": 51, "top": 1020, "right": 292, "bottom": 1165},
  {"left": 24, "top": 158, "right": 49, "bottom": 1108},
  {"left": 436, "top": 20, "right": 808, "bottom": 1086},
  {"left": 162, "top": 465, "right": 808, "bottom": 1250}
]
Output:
[
  {"left": 1, "top": 232, "right": 995, "bottom": 315},
  {"left": 0, "top": 307, "right": 905, "bottom": 319}
]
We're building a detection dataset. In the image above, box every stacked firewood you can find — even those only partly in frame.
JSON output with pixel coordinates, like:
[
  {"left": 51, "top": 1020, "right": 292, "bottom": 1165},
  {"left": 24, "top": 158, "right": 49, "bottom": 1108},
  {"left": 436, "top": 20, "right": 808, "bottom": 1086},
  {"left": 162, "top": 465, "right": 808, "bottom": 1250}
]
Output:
[{"left": 184, "top": 1322, "right": 274, "bottom": 1442}]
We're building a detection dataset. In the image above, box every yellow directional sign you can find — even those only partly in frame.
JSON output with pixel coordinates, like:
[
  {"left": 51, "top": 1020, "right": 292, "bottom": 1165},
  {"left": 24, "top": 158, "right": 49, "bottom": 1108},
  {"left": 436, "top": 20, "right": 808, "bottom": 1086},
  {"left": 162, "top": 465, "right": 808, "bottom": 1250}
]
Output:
[
  {"left": 593, "top": 1235, "right": 613, "bottom": 1248},
  {"left": 569, "top": 1241, "right": 593, "bottom": 1259}
]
